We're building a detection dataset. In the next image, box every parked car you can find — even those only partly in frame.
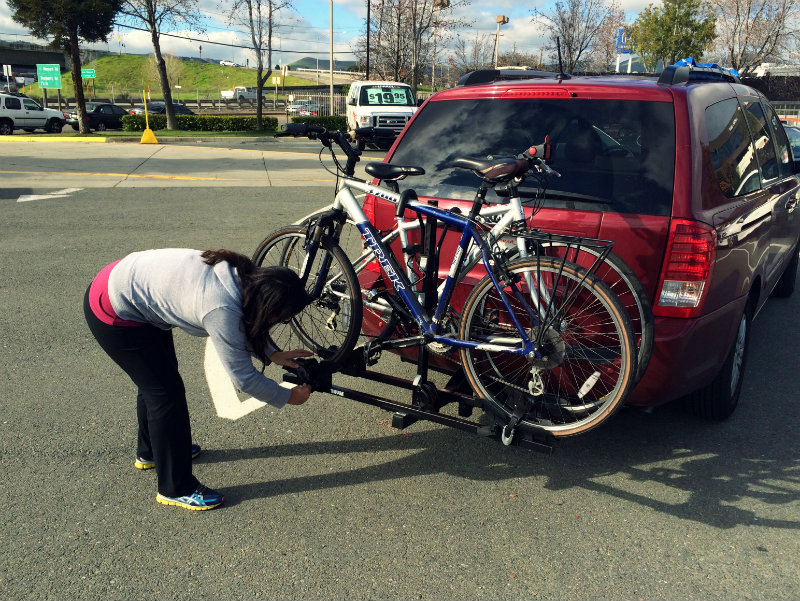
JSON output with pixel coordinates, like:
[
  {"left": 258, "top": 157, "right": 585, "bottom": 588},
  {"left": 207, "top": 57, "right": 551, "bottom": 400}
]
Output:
[
  {"left": 0, "top": 92, "right": 65, "bottom": 134},
  {"left": 286, "top": 99, "right": 320, "bottom": 115},
  {"left": 360, "top": 62, "right": 800, "bottom": 421},
  {"left": 785, "top": 125, "right": 800, "bottom": 160},
  {"left": 66, "top": 102, "right": 128, "bottom": 131},
  {"left": 129, "top": 102, "right": 195, "bottom": 115}
]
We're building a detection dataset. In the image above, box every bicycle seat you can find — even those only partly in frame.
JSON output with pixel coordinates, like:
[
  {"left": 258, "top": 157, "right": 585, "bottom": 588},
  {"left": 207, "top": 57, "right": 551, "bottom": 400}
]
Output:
[
  {"left": 451, "top": 157, "right": 529, "bottom": 183},
  {"left": 365, "top": 162, "right": 425, "bottom": 181}
]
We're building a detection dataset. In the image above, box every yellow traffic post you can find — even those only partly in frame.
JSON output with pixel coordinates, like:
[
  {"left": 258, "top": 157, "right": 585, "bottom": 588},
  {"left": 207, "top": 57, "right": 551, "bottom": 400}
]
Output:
[{"left": 140, "top": 89, "right": 158, "bottom": 144}]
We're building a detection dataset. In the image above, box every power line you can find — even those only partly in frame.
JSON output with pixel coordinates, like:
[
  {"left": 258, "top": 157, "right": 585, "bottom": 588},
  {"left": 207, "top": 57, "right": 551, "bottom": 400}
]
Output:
[{"left": 113, "top": 22, "right": 356, "bottom": 55}]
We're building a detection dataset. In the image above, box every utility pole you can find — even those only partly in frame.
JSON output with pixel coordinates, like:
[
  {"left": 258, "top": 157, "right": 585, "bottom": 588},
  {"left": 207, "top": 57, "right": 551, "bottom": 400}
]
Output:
[{"left": 493, "top": 15, "right": 509, "bottom": 68}]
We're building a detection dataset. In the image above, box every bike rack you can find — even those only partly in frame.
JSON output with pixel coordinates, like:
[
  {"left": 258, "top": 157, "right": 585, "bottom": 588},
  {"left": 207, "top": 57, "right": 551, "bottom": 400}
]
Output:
[{"left": 282, "top": 200, "right": 557, "bottom": 455}]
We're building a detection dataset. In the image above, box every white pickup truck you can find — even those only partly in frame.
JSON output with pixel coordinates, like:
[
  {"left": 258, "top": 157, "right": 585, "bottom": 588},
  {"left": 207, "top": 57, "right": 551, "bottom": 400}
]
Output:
[{"left": 220, "top": 86, "right": 265, "bottom": 102}]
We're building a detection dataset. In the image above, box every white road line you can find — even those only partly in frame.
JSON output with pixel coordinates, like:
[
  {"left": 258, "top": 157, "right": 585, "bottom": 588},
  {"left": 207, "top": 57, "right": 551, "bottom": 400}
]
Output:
[{"left": 16, "top": 188, "right": 83, "bottom": 202}]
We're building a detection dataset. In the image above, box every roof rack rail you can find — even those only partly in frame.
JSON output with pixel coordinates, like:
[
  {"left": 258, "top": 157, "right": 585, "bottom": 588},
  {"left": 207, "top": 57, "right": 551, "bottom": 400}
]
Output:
[
  {"left": 458, "top": 68, "right": 568, "bottom": 87},
  {"left": 658, "top": 58, "right": 740, "bottom": 86}
]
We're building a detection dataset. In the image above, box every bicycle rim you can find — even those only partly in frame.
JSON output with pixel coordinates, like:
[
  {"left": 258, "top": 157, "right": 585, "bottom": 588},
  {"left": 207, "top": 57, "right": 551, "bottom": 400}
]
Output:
[
  {"left": 253, "top": 226, "right": 363, "bottom": 363},
  {"left": 537, "top": 243, "right": 654, "bottom": 383},
  {"left": 459, "top": 256, "right": 636, "bottom": 437}
]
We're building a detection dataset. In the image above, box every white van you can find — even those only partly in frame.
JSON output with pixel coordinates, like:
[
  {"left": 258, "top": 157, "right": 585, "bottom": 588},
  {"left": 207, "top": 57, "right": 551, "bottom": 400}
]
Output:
[{"left": 346, "top": 81, "right": 417, "bottom": 139}]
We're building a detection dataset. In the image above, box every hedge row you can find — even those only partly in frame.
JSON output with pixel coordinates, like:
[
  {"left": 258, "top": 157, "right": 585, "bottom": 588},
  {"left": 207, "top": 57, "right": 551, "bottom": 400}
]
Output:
[
  {"left": 121, "top": 114, "right": 279, "bottom": 132},
  {"left": 291, "top": 115, "right": 348, "bottom": 131}
]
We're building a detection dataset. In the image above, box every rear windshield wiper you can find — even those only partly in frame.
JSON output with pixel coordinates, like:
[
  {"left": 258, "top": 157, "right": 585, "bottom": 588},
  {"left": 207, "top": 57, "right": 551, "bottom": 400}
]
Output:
[{"left": 519, "top": 189, "right": 611, "bottom": 205}]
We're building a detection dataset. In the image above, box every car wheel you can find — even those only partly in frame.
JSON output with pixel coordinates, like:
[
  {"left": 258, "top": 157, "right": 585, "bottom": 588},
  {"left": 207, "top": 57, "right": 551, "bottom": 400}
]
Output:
[
  {"left": 770, "top": 245, "right": 798, "bottom": 298},
  {"left": 46, "top": 119, "right": 63, "bottom": 134},
  {"left": 682, "top": 300, "right": 751, "bottom": 420},
  {"left": 0, "top": 120, "right": 12, "bottom": 135},
  {"left": 96, "top": 122, "right": 107, "bottom": 132}
]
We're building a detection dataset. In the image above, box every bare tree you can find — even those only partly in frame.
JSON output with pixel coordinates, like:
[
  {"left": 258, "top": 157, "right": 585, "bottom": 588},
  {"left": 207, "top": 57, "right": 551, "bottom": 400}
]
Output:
[
  {"left": 354, "top": 0, "right": 470, "bottom": 93},
  {"left": 709, "top": 0, "right": 799, "bottom": 73},
  {"left": 581, "top": 1, "right": 624, "bottom": 72},
  {"left": 452, "top": 32, "right": 494, "bottom": 73},
  {"left": 532, "top": 0, "right": 618, "bottom": 72},
  {"left": 121, "top": 0, "right": 204, "bottom": 129},
  {"left": 222, "top": 0, "right": 289, "bottom": 128}
]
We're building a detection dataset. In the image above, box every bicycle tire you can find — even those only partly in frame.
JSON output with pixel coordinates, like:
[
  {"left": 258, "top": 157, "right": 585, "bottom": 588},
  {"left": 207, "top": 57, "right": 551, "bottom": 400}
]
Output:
[
  {"left": 533, "top": 243, "right": 653, "bottom": 384},
  {"left": 252, "top": 226, "right": 363, "bottom": 363},
  {"left": 459, "top": 256, "right": 636, "bottom": 437}
]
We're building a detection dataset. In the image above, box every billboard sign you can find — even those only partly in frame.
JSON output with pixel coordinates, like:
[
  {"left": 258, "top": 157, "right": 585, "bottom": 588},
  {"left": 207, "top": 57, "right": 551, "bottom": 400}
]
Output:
[{"left": 36, "top": 64, "right": 62, "bottom": 88}]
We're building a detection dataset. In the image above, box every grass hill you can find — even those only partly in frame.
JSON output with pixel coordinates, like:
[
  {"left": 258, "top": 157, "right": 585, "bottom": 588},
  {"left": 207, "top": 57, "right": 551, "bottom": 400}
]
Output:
[{"left": 23, "top": 54, "right": 331, "bottom": 100}]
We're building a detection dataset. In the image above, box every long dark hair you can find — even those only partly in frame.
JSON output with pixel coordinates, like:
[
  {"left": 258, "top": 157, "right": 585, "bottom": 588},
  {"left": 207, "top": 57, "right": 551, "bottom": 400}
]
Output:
[{"left": 201, "top": 249, "right": 309, "bottom": 365}]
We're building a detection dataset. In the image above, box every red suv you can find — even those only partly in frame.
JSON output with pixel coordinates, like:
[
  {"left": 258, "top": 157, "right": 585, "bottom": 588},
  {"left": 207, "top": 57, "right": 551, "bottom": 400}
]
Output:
[{"left": 360, "top": 63, "right": 800, "bottom": 420}]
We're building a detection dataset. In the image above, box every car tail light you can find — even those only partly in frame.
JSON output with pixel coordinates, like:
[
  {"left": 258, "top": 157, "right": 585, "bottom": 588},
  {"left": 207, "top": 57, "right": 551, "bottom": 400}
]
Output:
[{"left": 654, "top": 220, "right": 716, "bottom": 318}]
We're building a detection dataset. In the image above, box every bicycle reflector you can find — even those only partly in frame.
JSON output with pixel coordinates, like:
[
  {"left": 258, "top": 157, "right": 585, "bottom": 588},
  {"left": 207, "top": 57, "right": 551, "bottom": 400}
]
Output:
[
  {"left": 527, "top": 135, "right": 552, "bottom": 160},
  {"left": 654, "top": 220, "right": 716, "bottom": 318}
]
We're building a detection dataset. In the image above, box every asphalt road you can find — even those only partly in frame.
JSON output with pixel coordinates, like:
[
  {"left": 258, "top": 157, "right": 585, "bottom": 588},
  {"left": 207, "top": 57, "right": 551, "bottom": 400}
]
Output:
[{"left": 1, "top": 139, "right": 799, "bottom": 600}]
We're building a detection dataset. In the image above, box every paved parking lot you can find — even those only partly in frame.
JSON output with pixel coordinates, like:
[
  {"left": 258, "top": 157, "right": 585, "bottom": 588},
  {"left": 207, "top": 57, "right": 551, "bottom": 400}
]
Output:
[{"left": 1, "top": 140, "right": 799, "bottom": 600}]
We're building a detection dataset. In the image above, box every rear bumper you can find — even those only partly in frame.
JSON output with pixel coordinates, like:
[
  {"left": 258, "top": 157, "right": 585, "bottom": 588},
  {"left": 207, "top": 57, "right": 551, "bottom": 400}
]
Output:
[
  {"left": 626, "top": 296, "right": 748, "bottom": 406},
  {"left": 359, "top": 266, "right": 749, "bottom": 408}
]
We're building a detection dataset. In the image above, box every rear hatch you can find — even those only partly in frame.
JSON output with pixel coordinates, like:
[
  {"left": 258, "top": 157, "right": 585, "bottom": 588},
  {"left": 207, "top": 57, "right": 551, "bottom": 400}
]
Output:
[{"left": 377, "top": 80, "right": 678, "bottom": 299}]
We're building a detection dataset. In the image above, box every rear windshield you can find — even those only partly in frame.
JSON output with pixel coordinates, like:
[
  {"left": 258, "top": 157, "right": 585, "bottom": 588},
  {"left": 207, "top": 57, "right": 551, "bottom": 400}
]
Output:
[
  {"left": 389, "top": 97, "right": 676, "bottom": 216},
  {"left": 360, "top": 86, "right": 415, "bottom": 107}
]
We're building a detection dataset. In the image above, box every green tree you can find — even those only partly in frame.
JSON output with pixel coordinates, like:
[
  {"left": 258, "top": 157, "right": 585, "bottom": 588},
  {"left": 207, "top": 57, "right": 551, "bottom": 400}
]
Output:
[
  {"left": 7, "top": 0, "right": 122, "bottom": 134},
  {"left": 627, "top": 0, "right": 716, "bottom": 71}
]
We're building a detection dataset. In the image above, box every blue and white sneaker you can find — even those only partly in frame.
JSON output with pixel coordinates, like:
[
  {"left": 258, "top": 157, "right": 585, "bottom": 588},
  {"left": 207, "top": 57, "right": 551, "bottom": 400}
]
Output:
[
  {"left": 156, "top": 484, "right": 225, "bottom": 511},
  {"left": 135, "top": 443, "right": 202, "bottom": 470}
]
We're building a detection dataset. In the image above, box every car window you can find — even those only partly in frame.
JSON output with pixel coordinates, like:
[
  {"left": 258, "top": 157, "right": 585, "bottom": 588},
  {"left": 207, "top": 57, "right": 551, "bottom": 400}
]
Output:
[
  {"left": 360, "top": 86, "right": 415, "bottom": 107},
  {"left": 113, "top": 106, "right": 126, "bottom": 115},
  {"left": 785, "top": 126, "right": 800, "bottom": 160},
  {"left": 85, "top": 102, "right": 99, "bottom": 111},
  {"left": 764, "top": 104, "right": 794, "bottom": 178},
  {"left": 4, "top": 96, "right": 21, "bottom": 110},
  {"left": 22, "top": 98, "right": 41, "bottom": 110},
  {"left": 706, "top": 98, "right": 762, "bottom": 201},
  {"left": 741, "top": 98, "right": 779, "bottom": 182},
  {"left": 390, "top": 97, "right": 676, "bottom": 216},
  {"left": 100, "top": 105, "right": 113, "bottom": 114}
]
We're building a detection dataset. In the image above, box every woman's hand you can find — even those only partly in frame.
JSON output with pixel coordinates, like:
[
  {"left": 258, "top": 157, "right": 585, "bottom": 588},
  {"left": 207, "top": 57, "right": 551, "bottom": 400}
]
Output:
[
  {"left": 269, "top": 349, "right": 314, "bottom": 368},
  {"left": 287, "top": 383, "right": 312, "bottom": 405}
]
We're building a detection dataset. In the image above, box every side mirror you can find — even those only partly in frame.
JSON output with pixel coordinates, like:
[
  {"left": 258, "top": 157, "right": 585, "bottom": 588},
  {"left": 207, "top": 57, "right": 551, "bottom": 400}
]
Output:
[{"left": 347, "top": 98, "right": 356, "bottom": 106}]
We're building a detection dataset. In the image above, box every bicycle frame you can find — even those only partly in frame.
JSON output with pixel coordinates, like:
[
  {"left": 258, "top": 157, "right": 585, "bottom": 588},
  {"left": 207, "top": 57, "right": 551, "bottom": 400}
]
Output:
[
  {"left": 302, "top": 184, "right": 551, "bottom": 319},
  {"left": 307, "top": 177, "right": 542, "bottom": 358}
]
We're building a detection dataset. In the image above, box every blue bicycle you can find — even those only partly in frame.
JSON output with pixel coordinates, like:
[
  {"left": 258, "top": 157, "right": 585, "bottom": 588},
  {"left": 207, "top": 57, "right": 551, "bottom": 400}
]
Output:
[{"left": 255, "top": 124, "right": 637, "bottom": 438}]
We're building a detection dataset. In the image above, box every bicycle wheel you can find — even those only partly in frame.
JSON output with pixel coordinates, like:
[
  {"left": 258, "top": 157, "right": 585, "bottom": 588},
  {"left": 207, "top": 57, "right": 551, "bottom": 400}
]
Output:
[
  {"left": 536, "top": 244, "right": 653, "bottom": 383},
  {"left": 252, "top": 226, "right": 363, "bottom": 363},
  {"left": 459, "top": 256, "right": 636, "bottom": 437}
]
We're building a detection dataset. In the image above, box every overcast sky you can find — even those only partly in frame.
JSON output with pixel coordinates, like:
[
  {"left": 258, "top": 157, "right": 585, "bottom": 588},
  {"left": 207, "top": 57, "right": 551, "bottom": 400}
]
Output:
[{"left": 0, "top": 0, "right": 649, "bottom": 65}]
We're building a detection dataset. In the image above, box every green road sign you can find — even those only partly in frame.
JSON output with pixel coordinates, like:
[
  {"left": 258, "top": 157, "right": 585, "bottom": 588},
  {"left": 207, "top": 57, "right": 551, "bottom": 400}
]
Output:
[
  {"left": 81, "top": 69, "right": 96, "bottom": 79},
  {"left": 36, "top": 64, "right": 61, "bottom": 89}
]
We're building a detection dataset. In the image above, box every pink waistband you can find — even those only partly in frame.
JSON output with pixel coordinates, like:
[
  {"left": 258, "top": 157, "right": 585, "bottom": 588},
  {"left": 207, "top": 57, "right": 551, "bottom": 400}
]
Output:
[{"left": 89, "top": 260, "right": 143, "bottom": 327}]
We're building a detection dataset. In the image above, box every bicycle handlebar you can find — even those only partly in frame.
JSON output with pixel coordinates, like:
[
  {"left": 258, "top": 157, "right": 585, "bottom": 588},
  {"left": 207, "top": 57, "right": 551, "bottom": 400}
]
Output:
[{"left": 275, "top": 123, "right": 399, "bottom": 177}]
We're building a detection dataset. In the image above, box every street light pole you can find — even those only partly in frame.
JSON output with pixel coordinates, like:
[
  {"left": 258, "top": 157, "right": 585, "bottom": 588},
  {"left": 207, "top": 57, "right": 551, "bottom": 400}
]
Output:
[
  {"left": 431, "top": 0, "right": 450, "bottom": 91},
  {"left": 330, "top": 0, "right": 335, "bottom": 116},
  {"left": 493, "top": 15, "right": 509, "bottom": 68}
]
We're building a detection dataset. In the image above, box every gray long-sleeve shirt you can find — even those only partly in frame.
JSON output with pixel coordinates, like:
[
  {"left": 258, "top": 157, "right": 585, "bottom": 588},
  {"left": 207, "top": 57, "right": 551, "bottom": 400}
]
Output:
[{"left": 108, "top": 248, "right": 289, "bottom": 408}]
